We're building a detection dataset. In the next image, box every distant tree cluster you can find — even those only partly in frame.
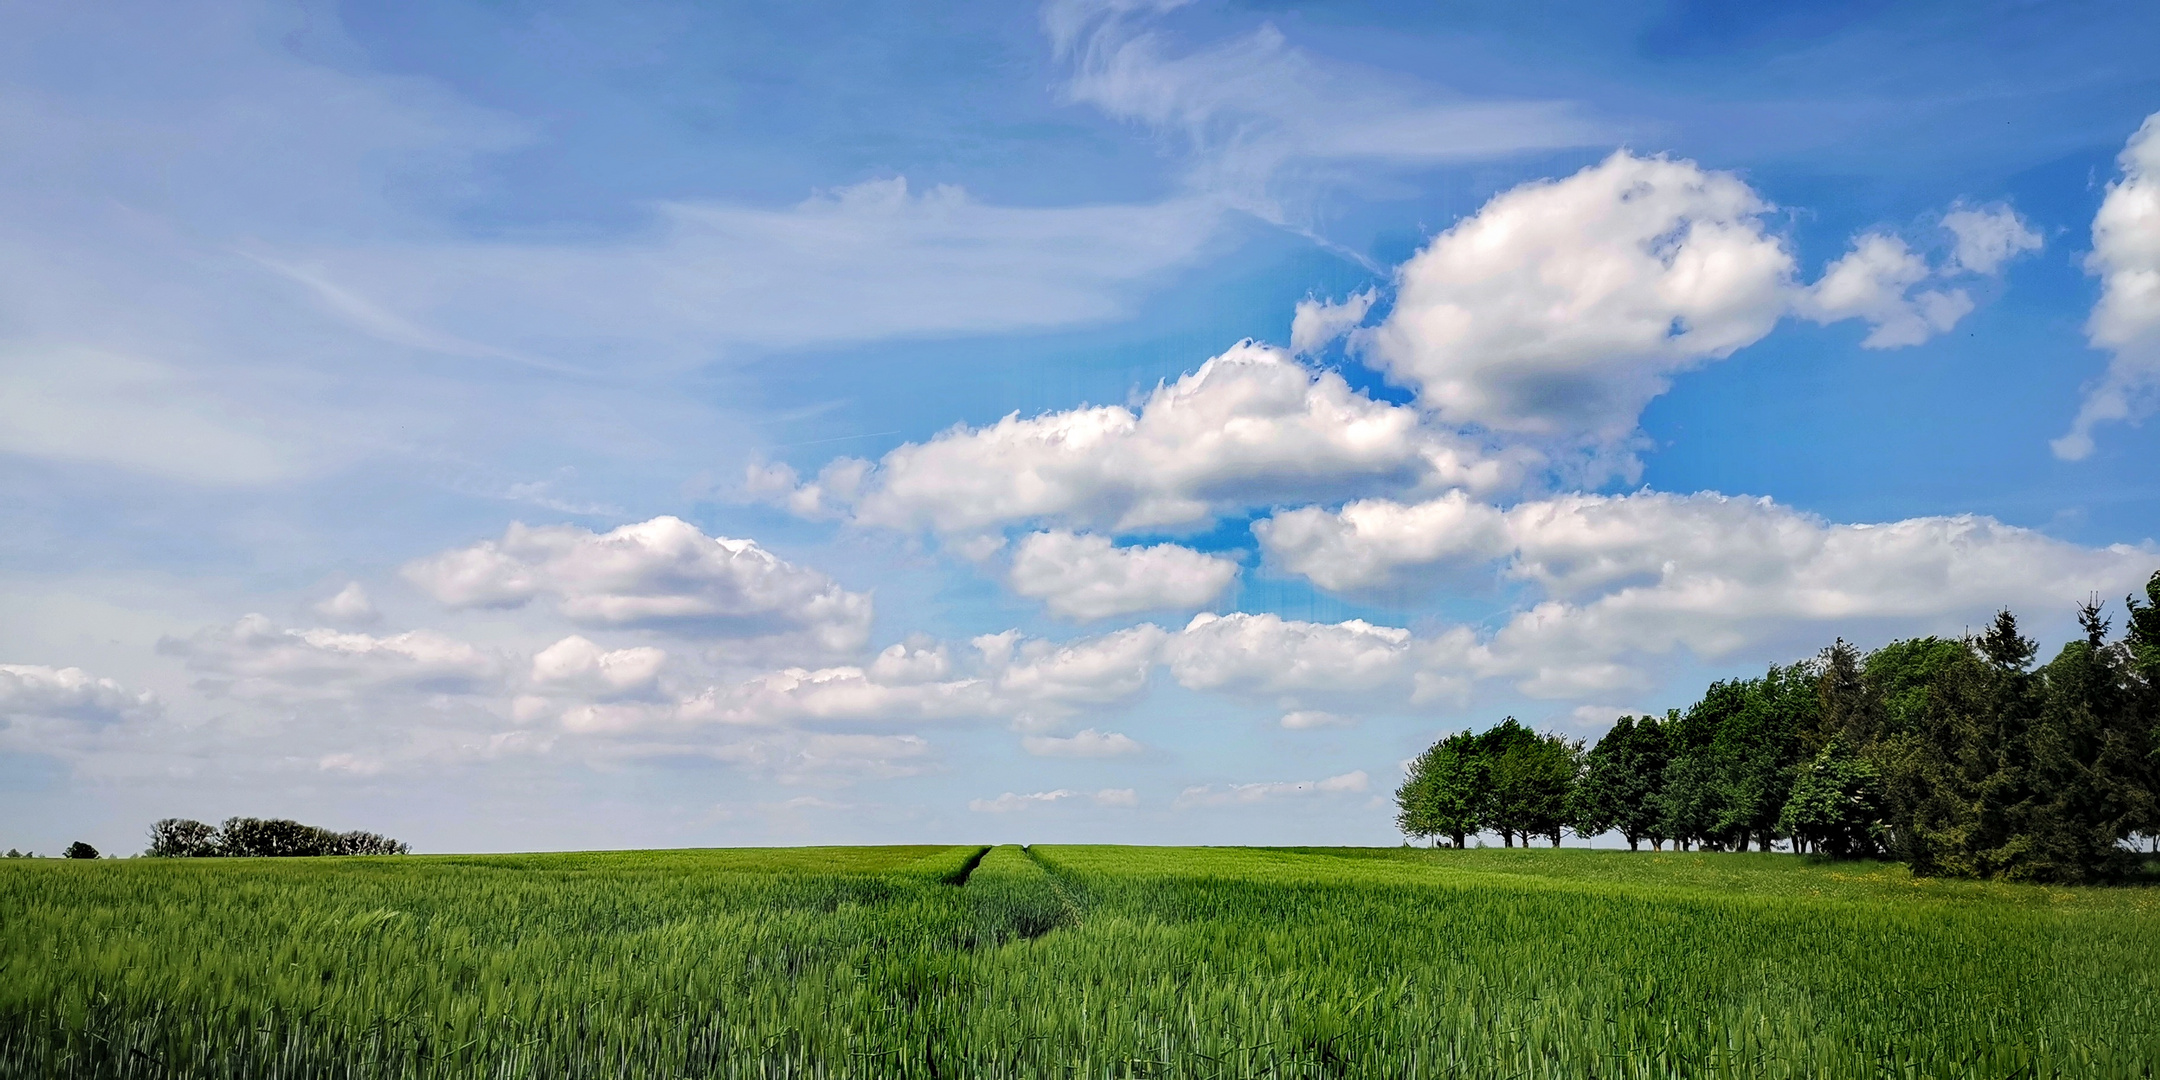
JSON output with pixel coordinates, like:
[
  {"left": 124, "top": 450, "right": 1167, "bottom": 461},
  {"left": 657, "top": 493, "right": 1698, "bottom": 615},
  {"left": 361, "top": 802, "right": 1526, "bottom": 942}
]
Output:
[
  {"left": 1398, "top": 573, "right": 2160, "bottom": 883},
  {"left": 145, "top": 817, "right": 409, "bottom": 858}
]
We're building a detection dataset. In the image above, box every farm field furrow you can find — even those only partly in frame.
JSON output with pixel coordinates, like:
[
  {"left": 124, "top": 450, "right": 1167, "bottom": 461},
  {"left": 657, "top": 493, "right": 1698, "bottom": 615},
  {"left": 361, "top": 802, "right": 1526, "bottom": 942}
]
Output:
[{"left": 2, "top": 844, "right": 2154, "bottom": 1078}]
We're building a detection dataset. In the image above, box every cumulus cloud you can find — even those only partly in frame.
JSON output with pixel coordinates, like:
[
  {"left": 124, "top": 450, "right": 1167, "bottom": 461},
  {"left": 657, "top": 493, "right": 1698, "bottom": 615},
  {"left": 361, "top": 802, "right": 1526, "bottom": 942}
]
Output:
[
  {"left": 312, "top": 582, "right": 379, "bottom": 625},
  {"left": 0, "top": 664, "right": 161, "bottom": 726},
  {"left": 1021, "top": 728, "right": 1143, "bottom": 757},
  {"left": 1279, "top": 710, "right": 1352, "bottom": 729},
  {"left": 768, "top": 342, "right": 1513, "bottom": 534},
  {"left": 1942, "top": 203, "right": 2044, "bottom": 276},
  {"left": 2057, "top": 111, "right": 2160, "bottom": 461},
  {"left": 1166, "top": 612, "right": 1418, "bottom": 695},
  {"left": 975, "top": 623, "right": 1169, "bottom": 726},
  {"left": 529, "top": 636, "right": 666, "bottom": 698},
  {"left": 1174, "top": 769, "right": 1368, "bottom": 808},
  {"left": 548, "top": 624, "right": 1168, "bottom": 737},
  {"left": 1258, "top": 489, "right": 2157, "bottom": 698},
  {"left": 1008, "top": 531, "right": 1238, "bottom": 619},
  {"left": 160, "top": 614, "right": 501, "bottom": 700},
  {"left": 1358, "top": 151, "right": 1797, "bottom": 444},
  {"left": 1800, "top": 233, "right": 1974, "bottom": 349},
  {"left": 403, "top": 516, "right": 872, "bottom": 653},
  {"left": 1256, "top": 490, "right": 1510, "bottom": 592},
  {"left": 1357, "top": 151, "right": 2023, "bottom": 449},
  {"left": 1290, "top": 290, "right": 1375, "bottom": 356}
]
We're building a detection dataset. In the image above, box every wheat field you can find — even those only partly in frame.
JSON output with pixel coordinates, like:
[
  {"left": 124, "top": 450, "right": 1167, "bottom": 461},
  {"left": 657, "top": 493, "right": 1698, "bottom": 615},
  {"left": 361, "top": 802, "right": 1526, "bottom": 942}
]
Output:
[{"left": 3, "top": 844, "right": 2155, "bottom": 1077}]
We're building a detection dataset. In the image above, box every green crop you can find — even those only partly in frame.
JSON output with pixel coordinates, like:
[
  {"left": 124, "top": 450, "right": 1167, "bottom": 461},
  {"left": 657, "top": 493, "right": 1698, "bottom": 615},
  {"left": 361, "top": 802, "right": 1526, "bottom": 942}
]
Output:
[{"left": 3, "top": 845, "right": 2154, "bottom": 1077}]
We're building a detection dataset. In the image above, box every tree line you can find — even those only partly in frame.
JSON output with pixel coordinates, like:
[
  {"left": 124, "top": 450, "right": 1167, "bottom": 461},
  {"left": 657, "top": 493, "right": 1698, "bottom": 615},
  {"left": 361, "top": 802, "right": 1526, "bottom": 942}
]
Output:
[
  {"left": 1396, "top": 572, "right": 2160, "bottom": 883},
  {"left": 146, "top": 817, "right": 409, "bottom": 857}
]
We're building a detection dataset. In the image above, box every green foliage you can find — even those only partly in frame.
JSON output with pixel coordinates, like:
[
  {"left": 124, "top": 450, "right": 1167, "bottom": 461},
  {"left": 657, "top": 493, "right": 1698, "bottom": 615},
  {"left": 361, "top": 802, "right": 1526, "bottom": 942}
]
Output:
[
  {"left": 3, "top": 845, "right": 2155, "bottom": 1077},
  {"left": 1778, "top": 739, "right": 1889, "bottom": 857},
  {"left": 1488, "top": 727, "right": 1579, "bottom": 847},
  {"left": 146, "top": 818, "right": 220, "bottom": 858},
  {"left": 1394, "top": 730, "right": 1485, "bottom": 847},
  {"left": 144, "top": 817, "right": 410, "bottom": 858},
  {"left": 1527, "top": 571, "right": 2160, "bottom": 882},
  {"left": 61, "top": 842, "right": 97, "bottom": 860},
  {"left": 1397, "top": 721, "right": 1578, "bottom": 848},
  {"left": 1568, "top": 715, "right": 1669, "bottom": 849}
]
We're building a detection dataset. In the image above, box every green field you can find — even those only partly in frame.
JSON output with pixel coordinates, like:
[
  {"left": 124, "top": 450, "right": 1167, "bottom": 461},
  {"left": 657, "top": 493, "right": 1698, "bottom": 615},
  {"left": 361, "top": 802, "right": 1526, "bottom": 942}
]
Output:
[{"left": 4, "top": 845, "right": 2156, "bottom": 1078}]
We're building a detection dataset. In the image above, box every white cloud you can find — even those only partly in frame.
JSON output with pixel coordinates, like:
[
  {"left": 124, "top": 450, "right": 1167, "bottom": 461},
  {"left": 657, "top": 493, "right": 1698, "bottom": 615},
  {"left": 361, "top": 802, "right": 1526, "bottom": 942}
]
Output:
[
  {"left": 1166, "top": 612, "right": 1418, "bottom": 695},
  {"left": 1008, "top": 531, "right": 1238, "bottom": 619},
  {"left": 403, "top": 517, "right": 873, "bottom": 653},
  {"left": 1476, "top": 494, "right": 2157, "bottom": 692},
  {"left": 1800, "top": 233, "right": 1973, "bottom": 349},
  {"left": 970, "top": 789, "right": 1076, "bottom": 813},
  {"left": 867, "top": 638, "right": 955, "bottom": 684},
  {"left": 773, "top": 342, "right": 1515, "bottom": 533},
  {"left": 1279, "top": 710, "right": 1352, "bottom": 730},
  {"left": 976, "top": 624, "right": 1169, "bottom": 723},
  {"left": 1359, "top": 150, "right": 1797, "bottom": 444},
  {"left": 1290, "top": 290, "right": 1375, "bottom": 356},
  {"left": 1255, "top": 490, "right": 1510, "bottom": 592},
  {"left": 646, "top": 666, "right": 997, "bottom": 734},
  {"left": 555, "top": 624, "right": 1168, "bottom": 737},
  {"left": 1254, "top": 490, "right": 2157, "bottom": 699},
  {"left": 967, "top": 786, "right": 1136, "bottom": 812},
  {"left": 1044, "top": 0, "right": 1598, "bottom": 221},
  {"left": 529, "top": 636, "right": 666, "bottom": 698},
  {"left": 160, "top": 614, "right": 501, "bottom": 700},
  {"left": 1174, "top": 769, "right": 1368, "bottom": 808},
  {"left": 0, "top": 664, "right": 161, "bottom": 726},
  {"left": 313, "top": 583, "right": 379, "bottom": 626},
  {"left": 1942, "top": 204, "right": 2044, "bottom": 276},
  {"left": 2057, "top": 111, "right": 2160, "bottom": 460},
  {"left": 1022, "top": 728, "right": 1144, "bottom": 757},
  {"left": 1357, "top": 152, "right": 2009, "bottom": 449}
]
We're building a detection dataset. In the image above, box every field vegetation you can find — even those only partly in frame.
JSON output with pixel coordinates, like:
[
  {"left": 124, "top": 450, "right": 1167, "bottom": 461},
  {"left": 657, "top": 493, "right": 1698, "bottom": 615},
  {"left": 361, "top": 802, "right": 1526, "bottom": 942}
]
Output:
[{"left": 4, "top": 843, "right": 2155, "bottom": 1078}]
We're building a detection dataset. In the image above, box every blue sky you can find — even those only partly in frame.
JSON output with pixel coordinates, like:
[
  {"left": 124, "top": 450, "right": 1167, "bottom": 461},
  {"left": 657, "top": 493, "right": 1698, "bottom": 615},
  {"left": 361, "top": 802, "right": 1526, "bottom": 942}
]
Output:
[{"left": 3, "top": 0, "right": 2158, "bottom": 854}]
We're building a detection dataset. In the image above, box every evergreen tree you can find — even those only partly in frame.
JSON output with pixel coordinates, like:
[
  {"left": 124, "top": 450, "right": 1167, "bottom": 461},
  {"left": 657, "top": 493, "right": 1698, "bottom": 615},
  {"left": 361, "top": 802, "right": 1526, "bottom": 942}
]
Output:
[{"left": 2124, "top": 572, "right": 2160, "bottom": 849}]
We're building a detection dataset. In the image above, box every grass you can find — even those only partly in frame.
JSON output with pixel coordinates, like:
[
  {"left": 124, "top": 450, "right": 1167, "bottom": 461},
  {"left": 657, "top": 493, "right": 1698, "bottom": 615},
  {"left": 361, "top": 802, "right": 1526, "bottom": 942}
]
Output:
[{"left": 2, "top": 844, "right": 2154, "bottom": 1077}]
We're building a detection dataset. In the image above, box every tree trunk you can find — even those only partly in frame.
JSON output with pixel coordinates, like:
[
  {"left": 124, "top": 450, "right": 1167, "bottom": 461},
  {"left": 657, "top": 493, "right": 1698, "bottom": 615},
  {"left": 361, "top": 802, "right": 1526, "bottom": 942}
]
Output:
[
  {"left": 1627, "top": 835, "right": 1639, "bottom": 852},
  {"left": 1451, "top": 831, "right": 1465, "bottom": 849},
  {"left": 1549, "top": 833, "right": 1561, "bottom": 848}
]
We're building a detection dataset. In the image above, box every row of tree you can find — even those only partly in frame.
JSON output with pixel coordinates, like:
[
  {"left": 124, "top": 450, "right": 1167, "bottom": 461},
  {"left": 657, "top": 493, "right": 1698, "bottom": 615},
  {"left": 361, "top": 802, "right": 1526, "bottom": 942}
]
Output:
[
  {"left": 146, "top": 817, "right": 409, "bottom": 857},
  {"left": 1397, "top": 572, "right": 2160, "bottom": 883}
]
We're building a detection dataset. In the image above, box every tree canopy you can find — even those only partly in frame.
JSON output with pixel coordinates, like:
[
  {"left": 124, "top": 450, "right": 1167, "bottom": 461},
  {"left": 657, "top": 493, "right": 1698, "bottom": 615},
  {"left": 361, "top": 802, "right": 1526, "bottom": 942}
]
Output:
[{"left": 1395, "top": 570, "right": 2160, "bottom": 883}]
